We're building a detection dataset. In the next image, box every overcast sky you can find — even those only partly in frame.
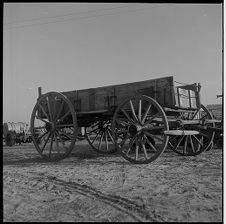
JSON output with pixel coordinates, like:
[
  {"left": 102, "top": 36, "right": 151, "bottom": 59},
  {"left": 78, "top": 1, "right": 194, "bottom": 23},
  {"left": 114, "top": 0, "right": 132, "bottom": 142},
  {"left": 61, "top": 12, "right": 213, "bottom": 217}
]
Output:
[{"left": 3, "top": 3, "right": 222, "bottom": 124}]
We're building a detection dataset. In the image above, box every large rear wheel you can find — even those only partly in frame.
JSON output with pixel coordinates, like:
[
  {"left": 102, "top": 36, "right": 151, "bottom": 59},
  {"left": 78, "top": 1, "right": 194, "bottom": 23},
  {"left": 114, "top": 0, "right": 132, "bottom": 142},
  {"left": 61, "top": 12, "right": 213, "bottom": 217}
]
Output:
[
  {"left": 112, "top": 94, "right": 169, "bottom": 164},
  {"left": 30, "top": 92, "right": 78, "bottom": 161}
]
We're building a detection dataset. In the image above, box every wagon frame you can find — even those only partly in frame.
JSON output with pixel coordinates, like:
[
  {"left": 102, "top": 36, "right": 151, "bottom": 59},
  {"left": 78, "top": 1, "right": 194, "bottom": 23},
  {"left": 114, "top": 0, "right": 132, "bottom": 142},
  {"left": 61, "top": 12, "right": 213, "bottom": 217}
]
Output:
[{"left": 30, "top": 76, "right": 220, "bottom": 164}]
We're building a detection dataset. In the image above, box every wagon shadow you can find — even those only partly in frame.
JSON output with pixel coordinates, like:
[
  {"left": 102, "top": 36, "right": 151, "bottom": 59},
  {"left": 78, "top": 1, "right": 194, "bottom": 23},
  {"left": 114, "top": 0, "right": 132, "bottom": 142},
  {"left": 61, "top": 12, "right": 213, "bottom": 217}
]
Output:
[
  {"left": 3, "top": 155, "right": 50, "bottom": 166},
  {"left": 3, "top": 144, "right": 124, "bottom": 166},
  {"left": 61, "top": 144, "right": 126, "bottom": 165},
  {"left": 3, "top": 142, "right": 182, "bottom": 167},
  {"left": 3, "top": 153, "right": 125, "bottom": 166}
]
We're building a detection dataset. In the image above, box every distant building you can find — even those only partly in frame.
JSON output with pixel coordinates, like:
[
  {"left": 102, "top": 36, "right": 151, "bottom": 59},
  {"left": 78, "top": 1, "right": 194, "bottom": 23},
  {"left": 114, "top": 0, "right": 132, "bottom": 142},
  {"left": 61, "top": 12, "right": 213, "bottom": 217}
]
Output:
[{"left": 206, "top": 104, "right": 222, "bottom": 120}]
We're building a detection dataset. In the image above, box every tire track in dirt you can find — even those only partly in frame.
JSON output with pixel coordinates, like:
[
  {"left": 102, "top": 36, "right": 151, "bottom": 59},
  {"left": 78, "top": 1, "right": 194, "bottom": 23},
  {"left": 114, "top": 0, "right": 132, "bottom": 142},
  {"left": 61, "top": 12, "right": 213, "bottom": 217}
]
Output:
[
  {"left": 4, "top": 170, "right": 157, "bottom": 221},
  {"left": 40, "top": 175, "right": 157, "bottom": 222}
]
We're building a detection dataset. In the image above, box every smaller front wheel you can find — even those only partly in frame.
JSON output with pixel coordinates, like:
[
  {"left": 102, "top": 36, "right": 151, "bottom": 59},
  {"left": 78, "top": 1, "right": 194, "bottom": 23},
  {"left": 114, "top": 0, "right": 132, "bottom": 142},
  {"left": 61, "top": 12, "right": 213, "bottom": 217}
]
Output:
[
  {"left": 168, "top": 105, "right": 215, "bottom": 156},
  {"left": 85, "top": 120, "right": 117, "bottom": 154}
]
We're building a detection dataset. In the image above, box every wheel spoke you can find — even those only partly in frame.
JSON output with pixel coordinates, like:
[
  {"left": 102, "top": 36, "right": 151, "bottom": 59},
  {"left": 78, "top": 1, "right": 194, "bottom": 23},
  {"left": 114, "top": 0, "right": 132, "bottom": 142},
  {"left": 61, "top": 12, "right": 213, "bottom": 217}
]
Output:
[
  {"left": 129, "top": 100, "right": 139, "bottom": 122},
  {"left": 49, "top": 133, "right": 54, "bottom": 158},
  {"left": 174, "top": 136, "right": 185, "bottom": 151},
  {"left": 183, "top": 136, "right": 188, "bottom": 154},
  {"left": 58, "top": 110, "right": 71, "bottom": 122},
  {"left": 91, "top": 129, "right": 102, "bottom": 144},
  {"left": 144, "top": 135, "right": 157, "bottom": 152},
  {"left": 36, "top": 131, "right": 47, "bottom": 143},
  {"left": 144, "top": 113, "right": 160, "bottom": 125},
  {"left": 192, "top": 135, "right": 203, "bottom": 147},
  {"left": 142, "top": 143, "right": 149, "bottom": 160},
  {"left": 119, "top": 133, "right": 130, "bottom": 146},
  {"left": 120, "top": 108, "right": 135, "bottom": 124},
  {"left": 168, "top": 140, "right": 174, "bottom": 149},
  {"left": 41, "top": 132, "right": 51, "bottom": 153},
  {"left": 189, "top": 135, "right": 195, "bottom": 153},
  {"left": 135, "top": 144, "right": 139, "bottom": 160},
  {"left": 58, "top": 130, "right": 73, "bottom": 140},
  {"left": 87, "top": 127, "right": 100, "bottom": 135},
  {"left": 38, "top": 103, "right": 50, "bottom": 121},
  {"left": 138, "top": 100, "right": 142, "bottom": 123},
  {"left": 141, "top": 104, "right": 152, "bottom": 124},
  {"left": 106, "top": 129, "right": 114, "bottom": 143},
  {"left": 144, "top": 131, "right": 163, "bottom": 143},
  {"left": 171, "top": 135, "right": 179, "bottom": 141},
  {"left": 105, "top": 131, "right": 109, "bottom": 151},
  {"left": 47, "top": 96, "right": 53, "bottom": 121},
  {"left": 52, "top": 97, "right": 57, "bottom": 121},
  {"left": 201, "top": 136, "right": 204, "bottom": 146},
  {"left": 200, "top": 113, "right": 208, "bottom": 120},
  {"left": 125, "top": 135, "right": 137, "bottom": 156},
  {"left": 35, "top": 116, "right": 48, "bottom": 124},
  {"left": 54, "top": 132, "right": 60, "bottom": 153},
  {"left": 56, "top": 131, "right": 66, "bottom": 147},
  {"left": 169, "top": 135, "right": 179, "bottom": 143},
  {"left": 98, "top": 132, "right": 104, "bottom": 150},
  {"left": 55, "top": 101, "right": 65, "bottom": 122}
]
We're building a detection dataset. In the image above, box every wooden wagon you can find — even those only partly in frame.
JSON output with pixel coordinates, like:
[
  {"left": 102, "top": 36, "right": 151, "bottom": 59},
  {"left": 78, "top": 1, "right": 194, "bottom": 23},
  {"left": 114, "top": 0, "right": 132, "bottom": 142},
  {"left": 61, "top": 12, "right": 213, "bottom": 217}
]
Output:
[{"left": 30, "top": 76, "right": 219, "bottom": 164}]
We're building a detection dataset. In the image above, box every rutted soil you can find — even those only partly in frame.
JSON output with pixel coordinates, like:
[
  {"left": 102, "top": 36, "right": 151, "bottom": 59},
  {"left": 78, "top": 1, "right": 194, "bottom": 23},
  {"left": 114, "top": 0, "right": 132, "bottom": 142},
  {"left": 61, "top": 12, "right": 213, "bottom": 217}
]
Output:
[{"left": 3, "top": 140, "right": 222, "bottom": 222}]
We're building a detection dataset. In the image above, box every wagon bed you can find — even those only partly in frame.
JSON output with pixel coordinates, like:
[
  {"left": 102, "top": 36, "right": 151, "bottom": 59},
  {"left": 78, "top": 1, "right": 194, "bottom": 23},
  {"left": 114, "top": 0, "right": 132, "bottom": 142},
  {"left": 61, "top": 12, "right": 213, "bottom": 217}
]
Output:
[{"left": 61, "top": 76, "right": 199, "bottom": 115}]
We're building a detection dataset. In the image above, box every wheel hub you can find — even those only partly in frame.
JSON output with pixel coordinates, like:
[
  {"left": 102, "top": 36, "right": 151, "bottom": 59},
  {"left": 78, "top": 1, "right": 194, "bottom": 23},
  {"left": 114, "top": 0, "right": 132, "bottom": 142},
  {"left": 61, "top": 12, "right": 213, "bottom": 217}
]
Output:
[
  {"left": 45, "top": 122, "right": 55, "bottom": 132},
  {"left": 129, "top": 124, "right": 143, "bottom": 136}
]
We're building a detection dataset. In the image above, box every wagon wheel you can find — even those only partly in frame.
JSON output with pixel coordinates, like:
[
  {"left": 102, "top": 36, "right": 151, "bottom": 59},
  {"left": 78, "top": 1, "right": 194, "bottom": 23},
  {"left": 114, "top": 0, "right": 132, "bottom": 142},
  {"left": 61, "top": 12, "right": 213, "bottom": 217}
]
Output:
[
  {"left": 85, "top": 120, "right": 117, "bottom": 154},
  {"left": 5, "top": 131, "right": 16, "bottom": 146},
  {"left": 112, "top": 94, "right": 169, "bottom": 164},
  {"left": 30, "top": 92, "right": 78, "bottom": 161},
  {"left": 168, "top": 104, "right": 215, "bottom": 156}
]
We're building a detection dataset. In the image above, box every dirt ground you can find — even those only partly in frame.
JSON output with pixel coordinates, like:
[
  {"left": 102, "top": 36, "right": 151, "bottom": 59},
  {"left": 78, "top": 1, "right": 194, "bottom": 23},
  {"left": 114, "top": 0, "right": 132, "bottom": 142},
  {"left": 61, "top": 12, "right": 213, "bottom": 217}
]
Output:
[{"left": 3, "top": 140, "right": 222, "bottom": 222}]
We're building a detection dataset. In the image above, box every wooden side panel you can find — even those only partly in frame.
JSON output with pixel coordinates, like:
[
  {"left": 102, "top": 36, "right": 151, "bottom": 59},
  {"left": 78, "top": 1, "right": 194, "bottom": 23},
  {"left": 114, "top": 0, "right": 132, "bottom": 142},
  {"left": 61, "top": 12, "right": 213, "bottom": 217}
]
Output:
[
  {"left": 94, "top": 87, "right": 115, "bottom": 111},
  {"left": 114, "top": 76, "right": 174, "bottom": 107},
  {"left": 61, "top": 90, "right": 80, "bottom": 112},
  {"left": 61, "top": 76, "right": 175, "bottom": 113},
  {"left": 76, "top": 90, "right": 90, "bottom": 112},
  {"left": 75, "top": 86, "right": 115, "bottom": 112},
  {"left": 155, "top": 77, "right": 174, "bottom": 106}
]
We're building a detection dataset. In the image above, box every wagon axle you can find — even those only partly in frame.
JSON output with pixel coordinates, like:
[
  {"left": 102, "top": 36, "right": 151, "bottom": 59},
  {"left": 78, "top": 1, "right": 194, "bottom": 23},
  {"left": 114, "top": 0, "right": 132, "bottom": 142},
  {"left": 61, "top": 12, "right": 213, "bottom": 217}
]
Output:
[{"left": 128, "top": 123, "right": 161, "bottom": 136}]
